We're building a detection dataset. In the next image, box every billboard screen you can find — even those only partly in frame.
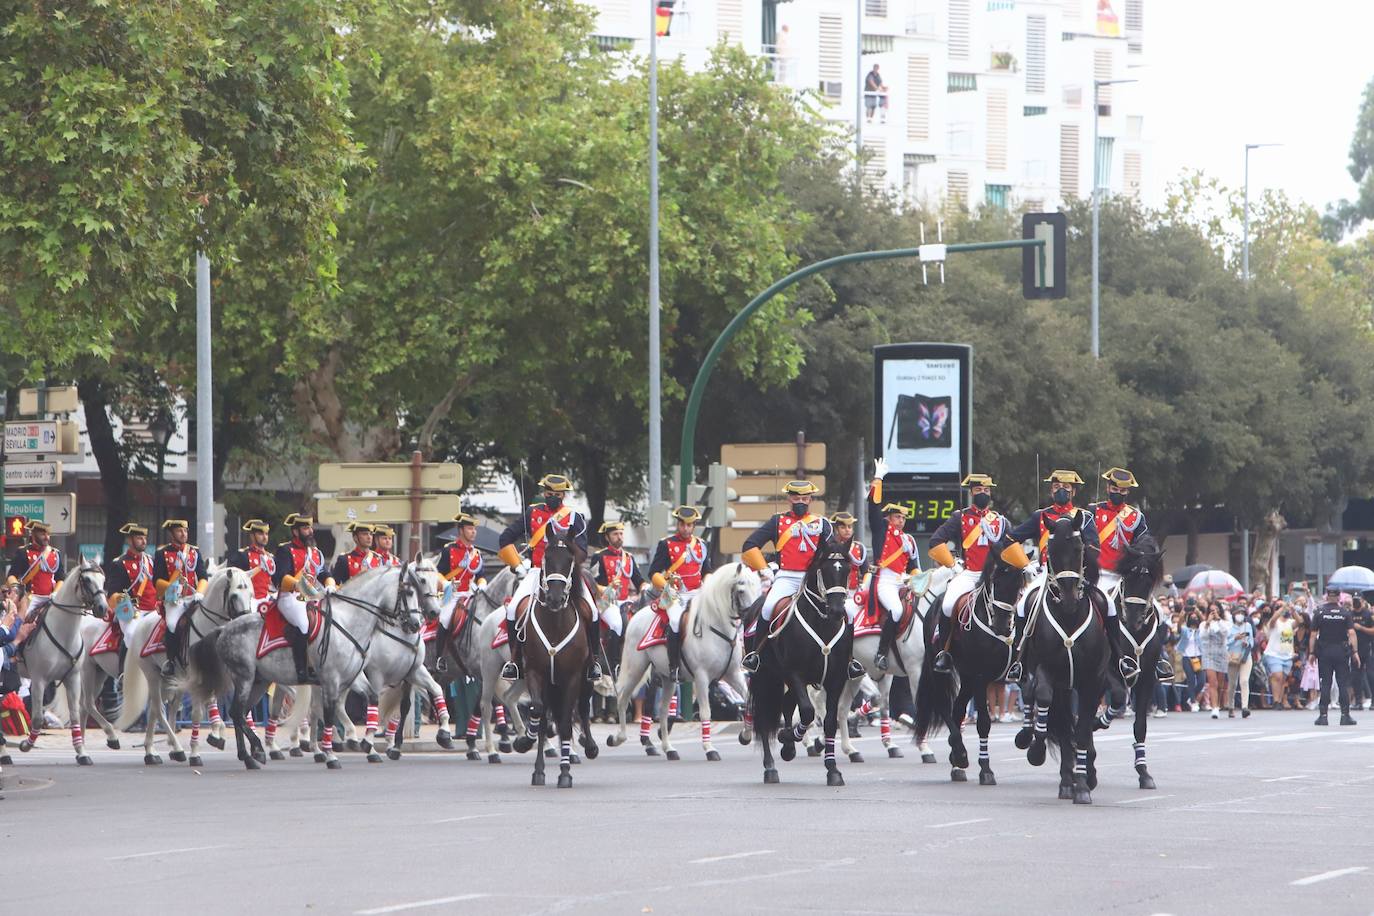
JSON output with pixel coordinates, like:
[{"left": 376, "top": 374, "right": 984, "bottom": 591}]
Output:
[{"left": 873, "top": 343, "right": 971, "bottom": 485}]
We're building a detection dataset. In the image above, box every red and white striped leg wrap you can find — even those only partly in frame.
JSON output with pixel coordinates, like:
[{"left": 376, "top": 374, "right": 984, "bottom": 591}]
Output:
[
  {"left": 191, "top": 723, "right": 200, "bottom": 742},
  {"left": 495, "top": 705, "right": 508, "bottom": 726},
  {"left": 264, "top": 719, "right": 279, "bottom": 741},
  {"left": 432, "top": 696, "right": 448, "bottom": 720},
  {"left": 744, "top": 711, "right": 753, "bottom": 728},
  {"left": 880, "top": 717, "right": 892, "bottom": 743},
  {"left": 245, "top": 711, "right": 255, "bottom": 728},
  {"left": 27, "top": 727, "right": 40, "bottom": 744},
  {"left": 321, "top": 725, "right": 334, "bottom": 752},
  {"left": 70, "top": 725, "right": 83, "bottom": 749},
  {"left": 365, "top": 706, "right": 379, "bottom": 732},
  {"left": 701, "top": 720, "right": 712, "bottom": 745},
  {"left": 639, "top": 714, "right": 652, "bottom": 739},
  {"left": 465, "top": 715, "right": 481, "bottom": 738},
  {"left": 384, "top": 718, "right": 399, "bottom": 738},
  {"left": 668, "top": 693, "right": 679, "bottom": 718},
  {"left": 858, "top": 700, "right": 874, "bottom": 717},
  {"left": 208, "top": 702, "right": 223, "bottom": 725}
]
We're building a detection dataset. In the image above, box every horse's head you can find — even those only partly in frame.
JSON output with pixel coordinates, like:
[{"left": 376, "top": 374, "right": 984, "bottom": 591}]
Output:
[
  {"left": 224, "top": 566, "right": 255, "bottom": 618},
  {"left": 731, "top": 563, "right": 762, "bottom": 620},
  {"left": 540, "top": 531, "right": 583, "bottom": 612},
  {"left": 73, "top": 557, "right": 107, "bottom": 614},
  {"left": 809, "top": 544, "right": 851, "bottom": 621},
  {"left": 400, "top": 556, "right": 443, "bottom": 631},
  {"left": 1118, "top": 534, "right": 1164, "bottom": 629},
  {"left": 1046, "top": 513, "right": 1087, "bottom": 600},
  {"left": 981, "top": 553, "right": 1023, "bottom": 635}
]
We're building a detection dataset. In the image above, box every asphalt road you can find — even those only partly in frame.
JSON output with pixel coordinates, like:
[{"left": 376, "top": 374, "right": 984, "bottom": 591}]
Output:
[{"left": 3, "top": 709, "right": 1371, "bottom": 915}]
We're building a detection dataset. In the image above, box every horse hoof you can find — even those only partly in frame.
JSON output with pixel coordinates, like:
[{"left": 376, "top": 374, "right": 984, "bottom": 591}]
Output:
[
  {"left": 780, "top": 743, "right": 796, "bottom": 762},
  {"left": 76, "top": 755, "right": 94, "bottom": 766},
  {"left": 1027, "top": 741, "right": 1046, "bottom": 768},
  {"left": 252, "top": 751, "right": 267, "bottom": 765},
  {"left": 106, "top": 739, "right": 120, "bottom": 750},
  {"left": 706, "top": 750, "right": 721, "bottom": 762},
  {"left": 360, "top": 739, "right": 373, "bottom": 753},
  {"left": 950, "top": 749, "right": 969, "bottom": 769},
  {"left": 207, "top": 736, "right": 226, "bottom": 750},
  {"left": 644, "top": 746, "right": 660, "bottom": 757},
  {"left": 244, "top": 756, "right": 261, "bottom": 770},
  {"left": 605, "top": 734, "right": 622, "bottom": 748},
  {"left": 580, "top": 739, "right": 600, "bottom": 761},
  {"left": 848, "top": 751, "right": 864, "bottom": 763},
  {"left": 921, "top": 753, "right": 937, "bottom": 764},
  {"left": 288, "top": 747, "right": 303, "bottom": 758},
  {"left": 345, "top": 739, "right": 361, "bottom": 752},
  {"left": 557, "top": 773, "right": 573, "bottom": 789},
  {"left": 188, "top": 756, "right": 203, "bottom": 768},
  {"left": 887, "top": 746, "right": 903, "bottom": 759},
  {"left": 806, "top": 744, "right": 821, "bottom": 758},
  {"left": 436, "top": 730, "right": 453, "bottom": 750},
  {"left": 826, "top": 769, "right": 845, "bottom": 787},
  {"left": 570, "top": 753, "right": 581, "bottom": 765},
  {"left": 269, "top": 750, "right": 285, "bottom": 761},
  {"left": 739, "top": 730, "right": 752, "bottom": 746},
  {"left": 531, "top": 772, "right": 546, "bottom": 786},
  {"left": 313, "top": 752, "right": 327, "bottom": 764},
  {"left": 367, "top": 753, "right": 384, "bottom": 764},
  {"left": 387, "top": 748, "right": 401, "bottom": 761},
  {"left": 298, "top": 740, "right": 311, "bottom": 752},
  {"left": 18, "top": 740, "right": 32, "bottom": 753},
  {"left": 1087, "top": 771, "right": 1099, "bottom": 791},
  {"left": 144, "top": 754, "right": 162, "bottom": 766},
  {"left": 979, "top": 770, "right": 997, "bottom": 786},
  {"left": 496, "top": 723, "right": 510, "bottom": 737},
  {"left": 1073, "top": 783, "right": 1093, "bottom": 805},
  {"left": 763, "top": 768, "right": 780, "bottom": 784},
  {"left": 666, "top": 750, "right": 680, "bottom": 761},
  {"left": 1138, "top": 772, "right": 1156, "bottom": 791},
  {"left": 1058, "top": 783, "right": 1073, "bottom": 800},
  {"left": 466, "top": 750, "right": 481, "bottom": 761},
  {"left": 488, "top": 754, "right": 501, "bottom": 764},
  {"left": 169, "top": 751, "right": 187, "bottom": 763},
  {"left": 326, "top": 759, "right": 343, "bottom": 770},
  {"left": 0, "top": 755, "right": 12, "bottom": 766},
  {"left": 498, "top": 739, "right": 514, "bottom": 754},
  {"left": 951, "top": 768, "right": 967, "bottom": 782}
]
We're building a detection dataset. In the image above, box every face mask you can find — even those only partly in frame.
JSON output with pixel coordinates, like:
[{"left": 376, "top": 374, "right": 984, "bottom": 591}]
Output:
[
  {"left": 1107, "top": 491, "right": 1126, "bottom": 506},
  {"left": 545, "top": 494, "right": 563, "bottom": 509},
  {"left": 972, "top": 492, "right": 992, "bottom": 509},
  {"left": 1052, "top": 488, "right": 1070, "bottom": 506},
  {"left": 1234, "top": 614, "right": 1245, "bottom": 624},
  {"left": 791, "top": 502, "right": 809, "bottom": 517}
]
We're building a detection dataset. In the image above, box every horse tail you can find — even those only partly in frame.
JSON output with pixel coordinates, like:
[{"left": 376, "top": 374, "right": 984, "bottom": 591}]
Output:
[
  {"left": 185, "top": 630, "right": 227, "bottom": 706},
  {"left": 1045, "top": 693, "right": 1071, "bottom": 762},
  {"left": 912, "top": 636, "right": 950, "bottom": 743},
  {"left": 114, "top": 633, "right": 149, "bottom": 732},
  {"left": 748, "top": 669, "right": 785, "bottom": 744},
  {"left": 278, "top": 684, "right": 311, "bottom": 736}
]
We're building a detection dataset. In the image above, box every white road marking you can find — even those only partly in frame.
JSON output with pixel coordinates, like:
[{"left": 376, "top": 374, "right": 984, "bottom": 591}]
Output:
[
  {"left": 1338, "top": 735, "right": 1374, "bottom": 744},
  {"left": 1156, "top": 731, "right": 1261, "bottom": 743},
  {"left": 689, "top": 850, "right": 775, "bottom": 865},
  {"left": 1246, "top": 732, "right": 1332, "bottom": 742},
  {"left": 1289, "top": 867, "right": 1367, "bottom": 886},
  {"left": 108, "top": 845, "right": 226, "bottom": 861},
  {"left": 355, "top": 893, "right": 489, "bottom": 914},
  {"left": 1117, "top": 794, "right": 1175, "bottom": 804},
  {"left": 927, "top": 818, "right": 991, "bottom": 829},
  {"left": 428, "top": 813, "right": 498, "bottom": 824},
  {"left": 1262, "top": 775, "right": 1309, "bottom": 783}
]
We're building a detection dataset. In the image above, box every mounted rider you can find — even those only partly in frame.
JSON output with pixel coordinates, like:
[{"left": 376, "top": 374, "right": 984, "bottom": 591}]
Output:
[
  {"left": 865, "top": 459, "right": 922, "bottom": 672},
  {"left": 331, "top": 522, "right": 380, "bottom": 586},
  {"left": 829, "top": 511, "right": 868, "bottom": 624},
  {"left": 928, "top": 473, "right": 1011, "bottom": 674},
  {"left": 740, "top": 480, "right": 864, "bottom": 680},
  {"left": 647, "top": 506, "right": 709, "bottom": 682},
  {"left": 434, "top": 513, "right": 487, "bottom": 665},
  {"left": 103, "top": 523, "right": 156, "bottom": 654},
  {"left": 1000, "top": 470, "right": 1098, "bottom": 682},
  {"left": 372, "top": 525, "right": 402, "bottom": 567},
  {"left": 154, "top": 518, "right": 209, "bottom": 676},
  {"left": 271, "top": 513, "right": 333, "bottom": 684},
  {"left": 229, "top": 519, "right": 276, "bottom": 611},
  {"left": 497, "top": 474, "right": 600, "bottom": 682},
  {"left": 592, "top": 520, "right": 643, "bottom": 642},
  {"left": 5, "top": 519, "right": 65, "bottom": 618},
  {"left": 1089, "top": 467, "right": 1168, "bottom": 682}
]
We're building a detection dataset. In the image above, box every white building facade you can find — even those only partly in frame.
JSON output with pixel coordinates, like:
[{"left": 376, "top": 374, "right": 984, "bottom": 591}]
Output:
[{"left": 586, "top": 0, "right": 1148, "bottom": 211}]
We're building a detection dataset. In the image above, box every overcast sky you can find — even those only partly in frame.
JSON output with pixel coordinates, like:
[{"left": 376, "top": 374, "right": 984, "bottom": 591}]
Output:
[{"left": 1144, "top": 1, "right": 1372, "bottom": 212}]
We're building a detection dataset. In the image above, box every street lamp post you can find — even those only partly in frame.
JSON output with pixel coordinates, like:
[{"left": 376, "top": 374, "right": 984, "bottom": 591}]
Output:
[
  {"left": 1243, "top": 142, "right": 1282, "bottom": 283},
  {"left": 647, "top": 1, "right": 662, "bottom": 514},
  {"left": 1090, "top": 77, "right": 1136, "bottom": 360}
]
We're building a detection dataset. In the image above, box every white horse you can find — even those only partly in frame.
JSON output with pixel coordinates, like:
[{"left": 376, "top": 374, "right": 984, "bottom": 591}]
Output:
[
  {"left": 606, "top": 563, "right": 759, "bottom": 761},
  {"left": 473, "top": 607, "right": 528, "bottom": 763},
  {"left": 14, "top": 560, "right": 107, "bottom": 765},
  {"left": 114, "top": 566, "right": 255, "bottom": 765}
]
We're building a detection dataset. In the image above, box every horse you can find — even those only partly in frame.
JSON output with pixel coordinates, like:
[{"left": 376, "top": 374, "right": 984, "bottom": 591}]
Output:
[
  {"left": 110, "top": 565, "right": 255, "bottom": 766},
  {"left": 839, "top": 565, "right": 952, "bottom": 763},
  {"left": 913, "top": 553, "right": 1026, "bottom": 785},
  {"left": 1103, "top": 534, "right": 1167, "bottom": 790},
  {"left": 186, "top": 561, "right": 441, "bottom": 770},
  {"left": 509, "top": 530, "right": 596, "bottom": 788},
  {"left": 472, "top": 602, "right": 528, "bottom": 763},
  {"left": 1018, "top": 513, "right": 1109, "bottom": 805},
  {"left": 605, "top": 562, "right": 759, "bottom": 761},
  {"left": 749, "top": 541, "right": 854, "bottom": 786},
  {"left": 13, "top": 559, "right": 107, "bottom": 765}
]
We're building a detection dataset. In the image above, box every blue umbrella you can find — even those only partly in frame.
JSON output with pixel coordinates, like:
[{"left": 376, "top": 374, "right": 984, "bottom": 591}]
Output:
[{"left": 1324, "top": 565, "right": 1374, "bottom": 592}]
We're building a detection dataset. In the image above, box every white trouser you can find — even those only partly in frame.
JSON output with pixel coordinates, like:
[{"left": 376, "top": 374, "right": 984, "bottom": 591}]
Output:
[
  {"left": 1097, "top": 570, "right": 1121, "bottom": 616},
  {"left": 438, "top": 589, "right": 471, "bottom": 630},
  {"left": 1016, "top": 569, "right": 1046, "bottom": 618},
  {"left": 599, "top": 596, "right": 624, "bottom": 636},
  {"left": 277, "top": 591, "right": 310, "bottom": 633},
  {"left": 164, "top": 595, "right": 194, "bottom": 631},
  {"left": 845, "top": 593, "right": 864, "bottom": 624},
  {"left": 941, "top": 567, "right": 982, "bottom": 618},
  {"left": 874, "top": 569, "right": 903, "bottom": 622},
  {"left": 666, "top": 588, "right": 697, "bottom": 634},
  {"left": 760, "top": 570, "right": 806, "bottom": 621},
  {"left": 28, "top": 594, "right": 51, "bottom": 615}
]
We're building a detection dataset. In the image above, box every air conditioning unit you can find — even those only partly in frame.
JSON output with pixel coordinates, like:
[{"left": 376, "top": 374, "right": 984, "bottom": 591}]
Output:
[{"left": 819, "top": 80, "right": 843, "bottom": 100}]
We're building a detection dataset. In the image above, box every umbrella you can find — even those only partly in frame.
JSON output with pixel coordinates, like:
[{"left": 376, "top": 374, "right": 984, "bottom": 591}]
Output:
[
  {"left": 1324, "top": 565, "right": 1374, "bottom": 593},
  {"left": 1169, "top": 563, "right": 1212, "bottom": 587},
  {"left": 1184, "top": 569, "right": 1245, "bottom": 598}
]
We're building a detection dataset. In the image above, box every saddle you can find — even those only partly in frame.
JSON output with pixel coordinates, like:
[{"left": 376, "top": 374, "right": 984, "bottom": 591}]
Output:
[
  {"left": 637, "top": 606, "right": 691, "bottom": 652},
  {"left": 423, "top": 600, "right": 469, "bottom": 644},
  {"left": 256, "top": 599, "right": 325, "bottom": 659},
  {"left": 140, "top": 616, "right": 169, "bottom": 658},
  {"left": 90, "top": 618, "right": 124, "bottom": 657},
  {"left": 855, "top": 592, "right": 917, "bottom": 641}
]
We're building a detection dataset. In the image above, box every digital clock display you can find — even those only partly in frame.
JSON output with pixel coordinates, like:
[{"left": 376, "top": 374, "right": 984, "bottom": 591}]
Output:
[{"left": 882, "top": 489, "right": 961, "bottom": 534}]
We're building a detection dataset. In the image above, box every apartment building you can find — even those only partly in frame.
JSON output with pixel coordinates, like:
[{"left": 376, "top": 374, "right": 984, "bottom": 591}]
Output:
[{"left": 586, "top": 0, "right": 1148, "bottom": 211}]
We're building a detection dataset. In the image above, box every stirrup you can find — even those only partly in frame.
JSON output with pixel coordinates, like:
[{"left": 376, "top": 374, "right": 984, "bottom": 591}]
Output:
[
  {"left": 500, "top": 661, "right": 521, "bottom": 681},
  {"left": 1006, "top": 660, "right": 1023, "bottom": 682},
  {"left": 666, "top": 666, "right": 681, "bottom": 683},
  {"left": 873, "top": 652, "right": 890, "bottom": 672},
  {"left": 933, "top": 650, "right": 953, "bottom": 674},
  {"left": 1154, "top": 658, "right": 1174, "bottom": 679},
  {"left": 741, "top": 651, "right": 760, "bottom": 673},
  {"left": 847, "top": 659, "right": 865, "bottom": 680},
  {"left": 587, "top": 660, "right": 603, "bottom": 681},
  {"left": 1118, "top": 656, "right": 1140, "bottom": 685},
  {"left": 436, "top": 656, "right": 449, "bottom": 673},
  {"left": 160, "top": 659, "right": 177, "bottom": 678}
]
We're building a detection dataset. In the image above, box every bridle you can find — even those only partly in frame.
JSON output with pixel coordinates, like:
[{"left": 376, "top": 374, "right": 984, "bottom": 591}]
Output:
[
  {"left": 962, "top": 570, "right": 1018, "bottom": 676},
  {"left": 525, "top": 540, "right": 583, "bottom": 685},
  {"left": 775, "top": 553, "right": 849, "bottom": 684},
  {"left": 186, "top": 571, "right": 253, "bottom": 641},
  {"left": 38, "top": 567, "right": 105, "bottom": 681},
  {"left": 1025, "top": 526, "right": 1095, "bottom": 686},
  {"left": 1117, "top": 559, "right": 1164, "bottom": 665}
]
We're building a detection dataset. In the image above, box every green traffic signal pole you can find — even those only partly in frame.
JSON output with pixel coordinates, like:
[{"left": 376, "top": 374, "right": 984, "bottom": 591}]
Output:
[{"left": 677, "top": 237, "right": 1045, "bottom": 503}]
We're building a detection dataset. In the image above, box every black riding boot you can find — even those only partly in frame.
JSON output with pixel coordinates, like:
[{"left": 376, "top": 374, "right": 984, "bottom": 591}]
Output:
[
  {"left": 741, "top": 622, "right": 761, "bottom": 674},
  {"left": 874, "top": 614, "right": 897, "bottom": 671},
  {"left": 434, "top": 622, "right": 452, "bottom": 672},
  {"left": 1006, "top": 615, "right": 1027, "bottom": 682},
  {"left": 160, "top": 625, "right": 182, "bottom": 678},
  {"left": 665, "top": 627, "right": 682, "bottom": 683},
  {"left": 1108, "top": 616, "right": 1139, "bottom": 685},
  {"left": 587, "top": 620, "right": 604, "bottom": 681},
  {"left": 501, "top": 621, "right": 521, "bottom": 680},
  {"left": 286, "top": 626, "right": 319, "bottom": 685},
  {"left": 933, "top": 613, "right": 955, "bottom": 674}
]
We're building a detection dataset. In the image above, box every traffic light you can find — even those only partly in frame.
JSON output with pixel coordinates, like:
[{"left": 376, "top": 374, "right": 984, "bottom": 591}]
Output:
[
  {"left": 1022, "top": 211, "right": 1067, "bottom": 299},
  {"left": 704, "top": 462, "right": 738, "bottom": 527},
  {"left": 655, "top": 1, "right": 675, "bottom": 37},
  {"left": 3, "top": 516, "right": 27, "bottom": 549}
]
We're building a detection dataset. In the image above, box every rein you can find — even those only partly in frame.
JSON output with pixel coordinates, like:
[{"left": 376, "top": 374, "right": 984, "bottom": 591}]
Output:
[
  {"left": 962, "top": 578, "right": 1017, "bottom": 677},
  {"left": 34, "top": 572, "right": 103, "bottom": 681},
  {"left": 1119, "top": 594, "right": 1162, "bottom": 663}
]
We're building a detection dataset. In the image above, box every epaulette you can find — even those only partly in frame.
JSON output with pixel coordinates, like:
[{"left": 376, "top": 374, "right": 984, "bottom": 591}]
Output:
[
  {"left": 529, "top": 501, "right": 547, "bottom": 510},
  {"left": 277, "top": 541, "right": 293, "bottom": 548}
]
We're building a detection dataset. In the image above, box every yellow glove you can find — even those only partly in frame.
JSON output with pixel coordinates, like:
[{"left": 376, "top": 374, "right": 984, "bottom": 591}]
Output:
[
  {"left": 322, "top": 577, "right": 336, "bottom": 589},
  {"left": 741, "top": 547, "right": 767, "bottom": 572},
  {"left": 928, "top": 542, "right": 956, "bottom": 568},
  {"left": 281, "top": 573, "right": 300, "bottom": 593},
  {"left": 154, "top": 577, "right": 172, "bottom": 599},
  {"left": 651, "top": 572, "right": 668, "bottom": 591},
  {"left": 1000, "top": 542, "right": 1031, "bottom": 570},
  {"left": 498, "top": 544, "right": 522, "bottom": 569},
  {"left": 196, "top": 578, "right": 209, "bottom": 595}
]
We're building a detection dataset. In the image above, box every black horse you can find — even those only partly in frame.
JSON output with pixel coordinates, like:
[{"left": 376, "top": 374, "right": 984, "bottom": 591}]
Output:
[
  {"left": 913, "top": 552, "right": 1026, "bottom": 785},
  {"left": 1020, "top": 513, "right": 1109, "bottom": 805},
  {"left": 1100, "top": 534, "right": 1167, "bottom": 790},
  {"left": 749, "top": 542, "right": 854, "bottom": 786}
]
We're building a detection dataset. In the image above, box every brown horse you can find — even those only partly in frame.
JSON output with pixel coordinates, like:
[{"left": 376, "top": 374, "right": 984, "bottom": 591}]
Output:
[{"left": 510, "top": 530, "right": 598, "bottom": 787}]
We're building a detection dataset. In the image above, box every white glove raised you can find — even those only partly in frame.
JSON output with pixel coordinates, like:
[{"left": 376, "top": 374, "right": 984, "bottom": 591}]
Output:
[{"left": 874, "top": 457, "right": 889, "bottom": 480}]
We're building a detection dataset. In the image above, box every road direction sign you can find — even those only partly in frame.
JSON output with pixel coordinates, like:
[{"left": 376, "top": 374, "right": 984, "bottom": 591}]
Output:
[
  {"left": 2, "top": 493, "right": 77, "bottom": 534},
  {"left": 730, "top": 474, "right": 826, "bottom": 498},
  {"left": 3, "top": 461, "right": 63, "bottom": 488},
  {"left": 721, "top": 443, "right": 827, "bottom": 473},
  {"left": 318, "top": 462, "right": 463, "bottom": 492},
  {"left": 317, "top": 494, "right": 462, "bottom": 525},
  {"left": 3, "top": 420, "right": 80, "bottom": 455},
  {"left": 18, "top": 385, "right": 80, "bottom": 415}
]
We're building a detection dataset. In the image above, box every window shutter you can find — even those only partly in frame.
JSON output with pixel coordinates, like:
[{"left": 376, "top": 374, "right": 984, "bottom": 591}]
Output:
[
  {"left": 1125, "top": 0, "right": 1144, "bottom": 53},
  {"left": 1062, "top": 0, "right": 1080, "bottom": 21},
  {"left": 1026, "top": 15, "right": 1046, "bottom": 95},
  {"left": 864, "top": 135, "right": 888, "bottom": 190},
  {"left": 986, "top": 89, "right": 1008, "bottom": 171},
  {"left": 718, "top": 0, "right": 743, "bottom": 43},
  {"left": 948, "top": 0, "right": 971, "bottom": 62},
  {"left": 1124, "top": 150, "right": 1142, "bottom": 196},
  {"left": 1094, "top": 47, "right": 1114, "bottom": 110},
  {"left": 907, "top": 55, "right": 930, "bottom": 142},
  {"left": 1060, "top": 124, "right": 1080, "bottom": 199},
  {"left": 819, "top": 13, "right": 844, "bottom": 99},
  {"left": 947, "top": 170, "right": 970, "bottom": 212}
]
